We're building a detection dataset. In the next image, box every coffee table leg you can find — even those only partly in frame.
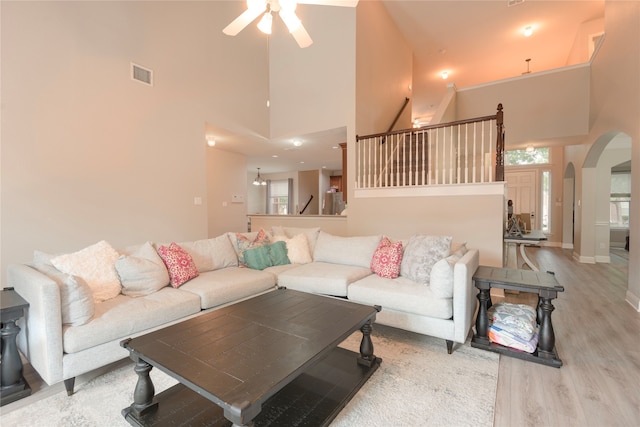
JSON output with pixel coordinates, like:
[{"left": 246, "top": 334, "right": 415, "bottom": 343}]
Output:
[
  {"left": 358, "top": 320, "right": 376, "bottom": 367},
  {"left": 123, "top": 358, "right": 158, "bottom": 419}
]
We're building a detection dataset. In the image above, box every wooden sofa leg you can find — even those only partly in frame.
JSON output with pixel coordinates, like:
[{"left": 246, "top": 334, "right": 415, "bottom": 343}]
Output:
[
  {"left": 64, "top": 377, "right": 75, "bottom": 396},
  {"left": 446, "top": 340, "right": 453, "bottom": 354}
]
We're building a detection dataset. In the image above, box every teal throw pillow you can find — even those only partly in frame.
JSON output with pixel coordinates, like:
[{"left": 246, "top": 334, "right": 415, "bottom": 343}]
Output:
[
  {"left": 269, "top": 241, "right": 290, "bottom": 266},
  {"left": 243, "top": 241, "right": 291, "bottom": 270}
]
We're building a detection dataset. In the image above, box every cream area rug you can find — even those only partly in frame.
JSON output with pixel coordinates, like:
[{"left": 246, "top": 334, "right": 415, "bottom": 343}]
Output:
[{"left": 1, "top": 325, "right": 499, "bottom": 427}]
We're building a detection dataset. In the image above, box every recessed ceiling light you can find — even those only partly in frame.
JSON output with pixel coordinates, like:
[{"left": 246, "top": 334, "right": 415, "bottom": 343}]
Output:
[
  {"left": 523, "top": 25, "right": 533, "bottom": 37},
  {"left": 293, "top": 140, "right": 302, "bottom": 147},
  {"left": 441, "top": 71, "right": 449, "bottom": 79},
  {"left": 300, "top": 161, "right": 305, "bottom": 164},
  {"left": 272, "top": 154, "right": 278, "bottom": 158}
]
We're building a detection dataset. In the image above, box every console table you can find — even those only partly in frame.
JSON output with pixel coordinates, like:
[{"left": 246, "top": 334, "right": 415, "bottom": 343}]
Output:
[
  {"left": 471, "top": 266, "right": 564, "bottom": 368},
  {"left": 504, "top": 230, "right": 547, "bottom": 271},
  {"left": 1, "top": 288, "right": 31, "bottom": 405}
]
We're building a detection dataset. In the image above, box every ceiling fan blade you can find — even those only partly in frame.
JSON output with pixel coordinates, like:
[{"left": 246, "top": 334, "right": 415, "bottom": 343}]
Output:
[
  {"left": 223, "top": 6, "right": 266, "bottom": 36},
  {"left": 298, "top": 0, "right": 358, "bottom": 7},
  {"left": 291, "top": 23, "right": 313, "bottom": 48}
]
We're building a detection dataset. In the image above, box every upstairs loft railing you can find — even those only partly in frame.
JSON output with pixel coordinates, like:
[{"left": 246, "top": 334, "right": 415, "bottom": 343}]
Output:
[{"left": 355, "top": 104, "right": 504, "bottom": 189}]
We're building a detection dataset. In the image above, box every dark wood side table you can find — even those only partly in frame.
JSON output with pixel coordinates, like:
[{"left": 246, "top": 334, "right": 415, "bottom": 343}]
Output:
[
  {"left": 471, "top": 266, "right": 564, "bottom": 368},
  {"left": 1, "top": 287, "right": 31, "bottom": 405}
]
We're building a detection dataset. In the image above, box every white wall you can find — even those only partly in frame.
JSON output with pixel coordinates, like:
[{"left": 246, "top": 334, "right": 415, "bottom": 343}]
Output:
[
  {"left": 206, "top": 148, "right": 248, "bottom": 236},
  {"left": 577, "top": 1, "right": 639, "bottom": 308},
  {"left": 456, "top": 65, "right": 590, "bottom": 146},
  {"left": 0, "top": 1, "right": 267, "bottom": 275},
  {"left": 269, "top": 5, "right": 356, "bottom": 139}
]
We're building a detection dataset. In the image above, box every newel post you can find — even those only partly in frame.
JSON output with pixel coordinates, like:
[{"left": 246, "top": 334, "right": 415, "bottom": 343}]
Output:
[{"left": 495, "top": 104, "right": 505, "bottom": 181}]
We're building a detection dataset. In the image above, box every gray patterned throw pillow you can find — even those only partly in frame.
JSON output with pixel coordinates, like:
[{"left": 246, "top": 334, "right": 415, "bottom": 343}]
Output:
[{"left": 400, "top": 235, "right": 453, "bottom": 284}]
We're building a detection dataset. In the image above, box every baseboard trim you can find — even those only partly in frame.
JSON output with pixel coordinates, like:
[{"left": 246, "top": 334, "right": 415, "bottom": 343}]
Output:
[
  {"left": 574, "top": 253, "right": 596, "bottom": 264},
  {"left": 561, "top": 243, "right": 574, "bottom": 249},
  {"left": 595, "top": 255, "right": 611, "bottom": 263},
  {"left": 625, "top": 290, "right": 640, "bottom": 312}
]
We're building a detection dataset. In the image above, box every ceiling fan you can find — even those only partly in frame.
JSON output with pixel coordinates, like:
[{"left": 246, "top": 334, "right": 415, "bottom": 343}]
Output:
[{"left": 223, "top": 0, "right": 359, "bottom": 48}]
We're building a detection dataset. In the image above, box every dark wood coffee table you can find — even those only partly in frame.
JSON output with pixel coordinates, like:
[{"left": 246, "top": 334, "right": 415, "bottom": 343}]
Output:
[{"left": 120, "top": 288, "right": 381, "bottom": 426}]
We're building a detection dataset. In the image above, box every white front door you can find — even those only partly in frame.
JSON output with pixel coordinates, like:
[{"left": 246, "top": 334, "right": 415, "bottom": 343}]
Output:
[{"left": 506, "top": 169, "right": 538, "bottom": 229}]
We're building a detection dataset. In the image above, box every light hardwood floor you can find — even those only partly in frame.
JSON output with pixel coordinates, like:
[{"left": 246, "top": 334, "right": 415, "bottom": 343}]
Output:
[
  {"left": 494, "top": 247, "right": 639, "bottom": 427},
  {"left": 2, "top": 247, "right": 638, "bottom": 426}
]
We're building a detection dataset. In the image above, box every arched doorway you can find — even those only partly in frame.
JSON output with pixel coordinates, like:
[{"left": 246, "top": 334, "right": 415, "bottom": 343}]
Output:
[{"left": 581, "top": 132, "right": 632, "bottom": 263}]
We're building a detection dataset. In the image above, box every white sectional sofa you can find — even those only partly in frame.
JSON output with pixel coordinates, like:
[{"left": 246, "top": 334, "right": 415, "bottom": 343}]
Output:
[{"left": 8, "top": 227, "right": 479, "bottom": 395}]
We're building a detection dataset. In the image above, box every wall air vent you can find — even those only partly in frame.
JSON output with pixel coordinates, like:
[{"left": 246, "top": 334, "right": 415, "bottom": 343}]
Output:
[
  {"left": 507, "top": 0, "right": 524, "bottom": 6},
  {"left": 131, "top": 63, "right": 153, "bottom": 86}
]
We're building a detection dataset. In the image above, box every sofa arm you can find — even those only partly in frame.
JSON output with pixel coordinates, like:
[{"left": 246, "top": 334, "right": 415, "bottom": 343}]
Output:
[
  {"left": 8, "top": 264, "right": 64, "bottom": 385},
  {"left": 451, "top": 249, "right": 479, "bottom": 344}
]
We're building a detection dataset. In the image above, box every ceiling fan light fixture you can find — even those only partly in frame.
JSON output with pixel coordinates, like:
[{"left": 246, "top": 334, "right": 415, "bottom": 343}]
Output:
[
  {"left": 257, "top": 12, "right": 273, "bottom": 34},
  {"left": 279, "top": 0, "right": 298, "bottom": 12},
  {"left": 280, "top": 10, "right": 301, "bottom": 32},
  {"left": 247, "top": 0, "right": 267, "bottom": 12}
]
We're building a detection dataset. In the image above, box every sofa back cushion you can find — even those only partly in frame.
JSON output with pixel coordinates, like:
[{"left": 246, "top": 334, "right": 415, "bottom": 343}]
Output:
[
  {"left": 313, "top": 232, "right": 382, "bottom": 268},
  {"left": 400, "top": 235, "right": 452, "bottom": 284},
  {"left": 179, "top": 234, "right": 238, "bottom": 272}
]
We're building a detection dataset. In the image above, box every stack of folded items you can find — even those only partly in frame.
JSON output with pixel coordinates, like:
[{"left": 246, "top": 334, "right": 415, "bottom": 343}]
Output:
[{"left": 487, "top": 302, "right": 538, "bottom": 353}]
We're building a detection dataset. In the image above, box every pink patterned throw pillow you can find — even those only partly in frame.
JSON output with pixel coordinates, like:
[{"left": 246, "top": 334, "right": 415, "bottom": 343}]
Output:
[
  {"left": 235, "top": 229, "right": 270, "bottom": 267},
  {"left": 157, "top": 242, "right": 199, "bottom": 287},
  {"left": 370, "top": 237, "right": 404, "bottom": 279}
]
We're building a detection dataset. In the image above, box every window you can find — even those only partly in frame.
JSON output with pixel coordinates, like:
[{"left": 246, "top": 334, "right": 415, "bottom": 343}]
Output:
[
  {"left": 610, "top": 172, "right": 631, "bottom": 228},
  {"left": 541, "top": 171, "right": 551, "bottom": 233},
  {"left": 268, "top": 179, "right": 290, "bottom": 215},
  {"left": 504, "top": 147, "right": 549, "bottom": 166}
]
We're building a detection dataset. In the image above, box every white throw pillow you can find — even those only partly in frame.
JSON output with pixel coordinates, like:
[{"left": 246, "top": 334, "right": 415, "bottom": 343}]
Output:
[
  {"left": 51, "top": 240, "right": 121, "bottom": 303},
  {"left": 32, "top": 251, "right": 94, "bottom": 326},
  {"left": 272, "top": 233, "right": 312, "bottom": 264},
  {"left": 272, "top": 226, "right": 320, "bottom": 255},
  {"left": 400, "top": 235, "right": 453, "bottom": 285},
  {"left": 116, "top": 242, "right": 170, "bottom": 297}
]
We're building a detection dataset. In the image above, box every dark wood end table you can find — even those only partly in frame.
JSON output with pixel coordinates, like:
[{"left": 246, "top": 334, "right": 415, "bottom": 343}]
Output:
[
  {"left": 1, "top": 288, "right": 32, "bottom": 405},
  {"left": 471, "top": 266, "right": 564, "bottom": 368},
  {"left": 121, "top": 288, "right": 382, "bottom": 426}
]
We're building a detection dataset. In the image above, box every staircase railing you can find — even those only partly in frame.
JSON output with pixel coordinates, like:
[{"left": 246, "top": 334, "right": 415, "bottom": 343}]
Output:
[{"left": 355, "top": 104, "right": 504, "bottom": 189}]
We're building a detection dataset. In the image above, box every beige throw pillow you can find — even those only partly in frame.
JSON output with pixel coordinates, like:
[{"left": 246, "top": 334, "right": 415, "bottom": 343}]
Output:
[{"left": 116, "top": 242, "right": 170, "bottom": 297}]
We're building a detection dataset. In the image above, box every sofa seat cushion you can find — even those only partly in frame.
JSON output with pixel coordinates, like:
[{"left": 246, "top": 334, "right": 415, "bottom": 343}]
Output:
[
  {"left": 277, "top": 262, "right": 372, "bottom": 297},
  {"left": 347, "top": 275, "right": 453, "bottom": 320},
  {"left": 178, "top": 267, "right": 276, "bottom": 310},
  {"left": 62, "top": 287, "right": 201, "bottom": 354}
]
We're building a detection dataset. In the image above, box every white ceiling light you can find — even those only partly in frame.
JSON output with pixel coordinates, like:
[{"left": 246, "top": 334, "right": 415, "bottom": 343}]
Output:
[
  {"left": 257, "top": 12, "right": 273, "bottom": 34},
  {"left": 441, "top": 70, "right": 449, "bottom": 79},
  {"left": 523, "top": 25, "right": 533, "bottom": 37},
  {"left": 222, "top": 1, "right": 359, "bottom": 49},
  {"left": 206, "top": 136, "right": 216, "bottom": 147}
]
